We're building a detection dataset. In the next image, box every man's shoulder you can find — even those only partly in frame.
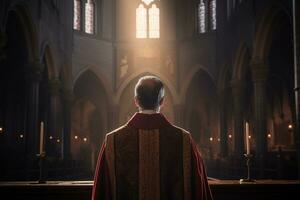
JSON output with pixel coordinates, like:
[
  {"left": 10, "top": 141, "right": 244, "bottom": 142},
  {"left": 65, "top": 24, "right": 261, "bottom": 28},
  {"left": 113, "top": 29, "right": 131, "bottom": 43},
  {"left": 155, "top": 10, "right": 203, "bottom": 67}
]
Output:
[
  {"left": 105, "top": 125, "right": 128, "bottom": 137},
  {"left": 169, "top": 124, "right": 191, "bottom": 137}
]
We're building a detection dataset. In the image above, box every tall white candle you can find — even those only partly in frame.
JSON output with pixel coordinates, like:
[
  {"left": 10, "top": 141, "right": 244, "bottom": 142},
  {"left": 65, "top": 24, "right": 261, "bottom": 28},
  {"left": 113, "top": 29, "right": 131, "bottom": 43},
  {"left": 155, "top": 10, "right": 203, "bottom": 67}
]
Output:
[
  {"left": 39, "top": 121, "right": 44, "bottom": 154},
  {"left": 245, "top": 122, "right": 250, "bottom": 154}
]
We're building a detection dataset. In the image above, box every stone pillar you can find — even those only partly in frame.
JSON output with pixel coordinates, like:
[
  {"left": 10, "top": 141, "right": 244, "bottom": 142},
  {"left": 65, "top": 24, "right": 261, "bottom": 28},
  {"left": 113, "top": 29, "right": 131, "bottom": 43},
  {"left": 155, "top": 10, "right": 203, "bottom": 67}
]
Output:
[
  {"left": 173, "top": 104, "right": 185, "bottom": 127},
  {"left": 47, "top": 78, "right": 61, "bottom": 158},
  {"left": 293, "top": 0, "right": 300, "bottom": 178},
  {"left": 251, "top": 58, "right": 268, "bottom": 177},
  {"left": 25, "top": 61, "right": 43, "bottom": 157},
  {"left": 61, "top": 88, "right": 73, "bottom": 160},
  {"left": 218, "top": 91, "right": 228, "bottom": 157},
  {"left": 231, "top": 80, "right": 245, "bottom": 158}
]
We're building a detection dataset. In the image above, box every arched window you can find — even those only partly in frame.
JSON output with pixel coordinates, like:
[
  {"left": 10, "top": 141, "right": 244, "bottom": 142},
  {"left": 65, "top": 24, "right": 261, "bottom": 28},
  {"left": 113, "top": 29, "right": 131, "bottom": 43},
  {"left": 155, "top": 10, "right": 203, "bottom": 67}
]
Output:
[
  {"left": 210, "top": 0, "right": 216, "bottom": 30},
  {"left": 73, "top": 0, "right": 81, "bottom": 30},
  {"left": 136, "top": 4, "right": 147, "bottom": 38},
  {"left": 136, "top": 0, "right": 160, "bottom": 39},
  {"left": 198, "top": 0, "right": 206, "bottom": 33},
  {"left": 85, "top": 0, "right": 95, "bottom": 34},
  {"left": 149, "top": 4, "right": 160, "bottom": 38},
  {"left": 197, "top": 0, "right": 216, "bottom": 34}
]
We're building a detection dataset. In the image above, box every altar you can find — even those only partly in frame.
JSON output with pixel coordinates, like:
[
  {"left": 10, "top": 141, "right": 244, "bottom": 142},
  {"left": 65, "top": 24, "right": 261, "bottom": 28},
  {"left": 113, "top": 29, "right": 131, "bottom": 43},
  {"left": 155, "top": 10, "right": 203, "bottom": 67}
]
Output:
[{"left": 1, "top": 180, "right": 299, "bottom": 200}]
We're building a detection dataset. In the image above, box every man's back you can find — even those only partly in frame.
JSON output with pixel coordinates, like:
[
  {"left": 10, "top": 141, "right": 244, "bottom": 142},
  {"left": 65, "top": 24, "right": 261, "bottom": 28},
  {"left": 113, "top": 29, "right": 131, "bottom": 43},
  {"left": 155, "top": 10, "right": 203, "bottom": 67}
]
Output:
[{"left": 92, "top": 113, "right": 213, "bottom": 200}]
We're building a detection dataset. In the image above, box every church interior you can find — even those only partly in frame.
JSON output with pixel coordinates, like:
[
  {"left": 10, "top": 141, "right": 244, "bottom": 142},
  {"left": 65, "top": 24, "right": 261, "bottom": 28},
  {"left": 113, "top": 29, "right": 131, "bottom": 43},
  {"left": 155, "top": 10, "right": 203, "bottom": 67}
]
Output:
[{"left": 1, "top": 0, "right": 300, "bottom": 199}]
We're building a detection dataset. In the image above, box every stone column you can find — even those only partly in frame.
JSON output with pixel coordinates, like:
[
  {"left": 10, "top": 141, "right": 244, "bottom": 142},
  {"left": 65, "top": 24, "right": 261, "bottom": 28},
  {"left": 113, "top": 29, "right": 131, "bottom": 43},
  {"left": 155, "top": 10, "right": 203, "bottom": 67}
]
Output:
[
  {"left": 293, "top": 0, "right": 300, "bottom": 178},
  {"left": 61, "top": 88, "right": 73, "bottom": 160},
  {"left": 231, "top": 80, "right": 245, "bottom": 158},
  {"left": 47, "top": 78, "right": 61, "bottom": 158},
  {"left": 25, "top": 61, "right": 43, "bottom": 157},
  {"left": 251, "top": 58, "right": 268, "bottom": 177},
  {"left": 218, "top": 91, "right": 228, "bottom": 157}
]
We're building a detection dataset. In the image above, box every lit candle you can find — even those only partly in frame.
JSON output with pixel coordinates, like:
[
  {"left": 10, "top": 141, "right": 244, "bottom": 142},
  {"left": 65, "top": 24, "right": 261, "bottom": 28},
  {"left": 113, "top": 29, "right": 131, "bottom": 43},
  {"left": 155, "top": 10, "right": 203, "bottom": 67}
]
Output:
[
  {"left": 245, "top": 122, "right": 250, "bottom": 155},
  {"left": 39, "top": 122, "right": 44, "bottom": 154}
]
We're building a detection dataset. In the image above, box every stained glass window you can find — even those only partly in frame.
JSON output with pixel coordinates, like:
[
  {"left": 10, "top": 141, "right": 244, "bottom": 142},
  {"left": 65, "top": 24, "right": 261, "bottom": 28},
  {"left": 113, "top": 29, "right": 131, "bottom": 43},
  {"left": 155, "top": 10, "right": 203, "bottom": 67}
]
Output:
[
  {"left": 136, "top": 0, "right": 160, "bottom": 39},
  {"left": 198, "top": 1, "right": 206, "bottom": 33},
  {"left": 149, "top": 4, "right": 160, "bottom": 38},
  {"left": 73, "top": 0, "right": 81, "bottom": 30},
  {"left": 210, "top": 0, "right": 216, "bottom": 30},
  {"left": 136, "top": 4, "right": 147, "bottom": 38},
  {"left": 85, "top": 1, "right": 94, "bottom": 34}
]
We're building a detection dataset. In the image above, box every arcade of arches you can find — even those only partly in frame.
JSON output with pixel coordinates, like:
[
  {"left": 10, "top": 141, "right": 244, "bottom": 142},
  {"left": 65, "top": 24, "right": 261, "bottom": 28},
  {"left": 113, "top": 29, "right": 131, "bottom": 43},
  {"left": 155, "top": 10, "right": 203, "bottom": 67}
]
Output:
[{"left": 0, "top": 0, "right": 300, "bottom": 181}]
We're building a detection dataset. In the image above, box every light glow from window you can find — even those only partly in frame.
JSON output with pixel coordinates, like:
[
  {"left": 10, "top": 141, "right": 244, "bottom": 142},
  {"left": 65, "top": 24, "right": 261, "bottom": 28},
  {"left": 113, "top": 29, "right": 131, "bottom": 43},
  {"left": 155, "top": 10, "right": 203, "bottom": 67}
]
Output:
[
  {"left": 85, "top": 2, "right": 94, "bottom": 34},
  {"left": 136, "top": 4, "right": 147, "bottom": 38},
  {"left": 198, "top": 1, "right": 206, "bottom": 33},
  {"left": 73, "top": 0, "right": 81, "bottom": 30},
  {"left": 136, "top": 1, "right": 160, "bottom": 39},
  {"left": 149, "top": 4, "right": 160, "bottom": 38},
  {"left": 210, "top": 0, "right": 216, "bottom": 30}
]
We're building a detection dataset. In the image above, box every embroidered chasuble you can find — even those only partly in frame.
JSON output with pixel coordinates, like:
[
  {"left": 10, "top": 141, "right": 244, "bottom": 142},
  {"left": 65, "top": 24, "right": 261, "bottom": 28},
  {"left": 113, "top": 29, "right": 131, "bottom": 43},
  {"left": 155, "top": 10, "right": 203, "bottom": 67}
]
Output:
[{"left": 92, "top": 112, "right": 213, "bottom": 200}]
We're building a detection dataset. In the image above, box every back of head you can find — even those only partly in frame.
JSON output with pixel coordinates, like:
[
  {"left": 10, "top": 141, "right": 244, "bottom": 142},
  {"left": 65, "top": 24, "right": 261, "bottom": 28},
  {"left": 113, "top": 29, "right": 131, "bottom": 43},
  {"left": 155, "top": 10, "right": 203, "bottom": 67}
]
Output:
[{"left": 134, "top": 76, "right": 165, "bottom": 110}]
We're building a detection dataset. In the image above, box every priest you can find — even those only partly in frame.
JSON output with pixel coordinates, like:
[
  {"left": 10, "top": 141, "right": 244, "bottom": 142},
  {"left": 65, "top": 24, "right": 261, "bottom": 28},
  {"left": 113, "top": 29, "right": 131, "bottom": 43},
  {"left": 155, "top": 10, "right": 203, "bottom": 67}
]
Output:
[{"left": 92, "top": 76, "right": 213, "bottom": 200}]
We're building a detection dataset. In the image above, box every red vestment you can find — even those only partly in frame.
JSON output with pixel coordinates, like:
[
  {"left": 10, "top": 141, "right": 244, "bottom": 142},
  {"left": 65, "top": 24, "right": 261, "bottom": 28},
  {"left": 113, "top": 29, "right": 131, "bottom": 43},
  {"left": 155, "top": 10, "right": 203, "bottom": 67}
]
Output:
[{"left": 92, "top": 113, "right": 213, "bottom": 200}]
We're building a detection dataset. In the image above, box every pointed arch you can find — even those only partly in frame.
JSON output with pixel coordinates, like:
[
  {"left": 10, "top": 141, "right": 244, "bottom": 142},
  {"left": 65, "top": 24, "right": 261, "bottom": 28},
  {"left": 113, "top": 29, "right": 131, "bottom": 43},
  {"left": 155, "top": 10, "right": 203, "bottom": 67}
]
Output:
[
  {"left": 5, "top": 4, "right": 38, "bottom": 62},
  {"left": 217, "top": 63, "right": 232, "bottom": 93},
  {"left": 233, "top": 43, "right": 250, "bottom": 80},
  {"left": 73, "top": 67, "right": 113, "bottom": 102},
  {"left": 41, "top": 44, "right": 57, "bottom": 80},
  {"left": 253, "top": 4, "right": 292, "bottom": 60},
  {"left": 180, "top": 65, "right": 216, "bottom": 103}
]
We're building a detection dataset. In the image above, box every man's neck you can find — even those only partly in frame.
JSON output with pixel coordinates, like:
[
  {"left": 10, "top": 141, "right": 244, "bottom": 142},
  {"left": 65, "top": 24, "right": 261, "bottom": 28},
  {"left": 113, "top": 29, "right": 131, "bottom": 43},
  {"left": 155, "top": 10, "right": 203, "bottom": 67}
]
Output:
[{"left": 139, "top": 109, "right": 159, "bottom": 114}]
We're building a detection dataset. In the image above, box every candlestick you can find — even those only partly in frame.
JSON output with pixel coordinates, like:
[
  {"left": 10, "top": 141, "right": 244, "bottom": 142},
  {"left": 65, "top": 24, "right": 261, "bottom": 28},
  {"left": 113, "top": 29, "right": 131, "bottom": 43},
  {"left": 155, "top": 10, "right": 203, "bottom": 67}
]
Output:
[
  {"left": 39, "top": 121, "right": 44, "bottom": 154},
  {"left": 240, "top": 154, "right": 255, "bottom": 183},
  {"left": 245, "top": 122, "right": 250, "bottom": 154}
]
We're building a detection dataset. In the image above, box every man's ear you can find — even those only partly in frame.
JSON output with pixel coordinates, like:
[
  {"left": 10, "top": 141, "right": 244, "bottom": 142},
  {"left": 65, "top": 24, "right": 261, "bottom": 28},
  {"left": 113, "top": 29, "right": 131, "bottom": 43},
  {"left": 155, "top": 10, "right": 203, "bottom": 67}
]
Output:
[
  {"left": 134, "top": 97, "right": 140, "bottom": 108},
  {"left": 159, "top": 97, "right": 164, "bottom": 107}
]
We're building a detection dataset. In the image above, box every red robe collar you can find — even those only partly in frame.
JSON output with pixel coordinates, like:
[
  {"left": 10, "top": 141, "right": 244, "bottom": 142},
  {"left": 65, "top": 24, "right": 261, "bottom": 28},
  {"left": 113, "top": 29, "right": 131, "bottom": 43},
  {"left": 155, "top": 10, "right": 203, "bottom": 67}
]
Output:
[{"left": 126, "top": 112, "right": 172, "bottom": 129}]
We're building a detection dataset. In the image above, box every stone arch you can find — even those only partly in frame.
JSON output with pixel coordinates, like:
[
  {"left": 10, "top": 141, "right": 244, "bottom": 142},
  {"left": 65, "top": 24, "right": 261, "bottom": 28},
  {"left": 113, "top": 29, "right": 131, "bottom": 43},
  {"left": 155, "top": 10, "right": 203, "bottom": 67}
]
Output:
[
  {"left": 72, "top": 70, "right": 110, "bottom": 170},
  {"left": 41, "top": 44, "right": 57, "bottom": 80},
  {"left": 73, "top": 69, "right": 110, "bottom": 109},
  {"left": 184, "top": 68, "right": 218, "bottom": 157},
  {"left": 73, "top": 67, "right": 113, "bottom": 103},
  {"left": 5, "top": 4, "right": 38, "bottom": 62},
  {"left": 116, "top": 69, "right": 178, "bottom": 104},
  {"left": 253, "top": 4, "right": 292, "bottom": 60},
  {"left": 181, "top": 64, "right": 216, "bottom": 103},
  {"left": 217, "top": 63, "right": 232, "bottom": 93},
  {"left": 232, "top": 43, "right": 250, "bottom": 80}
]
